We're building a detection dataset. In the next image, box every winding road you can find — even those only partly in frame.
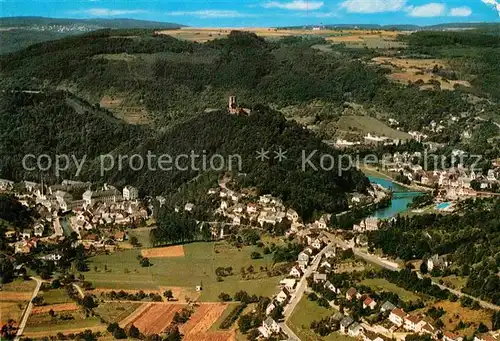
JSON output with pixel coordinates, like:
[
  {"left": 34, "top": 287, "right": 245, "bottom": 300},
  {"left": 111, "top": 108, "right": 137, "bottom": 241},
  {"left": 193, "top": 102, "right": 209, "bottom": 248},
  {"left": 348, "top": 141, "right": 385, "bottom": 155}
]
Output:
[
  {"left": 14, "top": 277, "right": 43, "bottom": 341},
  {"left": 325, "top": 232, "right": 500, "bottom": 311}
]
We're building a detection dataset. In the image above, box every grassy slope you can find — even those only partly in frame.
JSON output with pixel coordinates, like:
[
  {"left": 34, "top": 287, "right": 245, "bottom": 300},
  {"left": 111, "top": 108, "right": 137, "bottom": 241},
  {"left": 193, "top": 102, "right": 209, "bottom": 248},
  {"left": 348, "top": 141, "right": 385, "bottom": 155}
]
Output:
[
  {"left": 288, "top": 296, "right": 356, "bottom": 341},
  {"left": 360, "top": 278, "right": 420, "bottom": 302},
  {"left": 84, "top": 241, "right": 282, "bottom": 301},
  {"left": 336, "top": 116, "right": 411, "bottom": 140}
]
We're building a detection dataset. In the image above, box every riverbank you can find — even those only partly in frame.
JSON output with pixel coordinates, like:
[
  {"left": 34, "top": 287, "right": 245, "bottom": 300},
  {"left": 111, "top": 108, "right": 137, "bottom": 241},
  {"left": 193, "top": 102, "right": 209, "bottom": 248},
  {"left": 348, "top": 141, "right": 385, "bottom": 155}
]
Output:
[{"left": 360, "top": 165, "right": 433, "bottom": 193}]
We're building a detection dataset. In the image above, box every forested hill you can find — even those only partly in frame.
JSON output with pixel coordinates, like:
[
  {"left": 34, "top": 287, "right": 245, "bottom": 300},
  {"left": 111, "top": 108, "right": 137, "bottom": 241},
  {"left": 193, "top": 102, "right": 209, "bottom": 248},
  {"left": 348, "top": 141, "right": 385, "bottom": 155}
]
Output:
[
  {"left": 0, "top": 29, "right": 484, "bottom": 132},
  {"left": 0, "top": 17, "right": 184, "bottom": 54},
  {"left": 0, "top": 91, "right": 146, "bottom": 181},
  {"left": 89, "top": 104, "right": 370, "bottom": 220},
  {"left": 0, "top": 91, "right": 369, "bottom": 220}
]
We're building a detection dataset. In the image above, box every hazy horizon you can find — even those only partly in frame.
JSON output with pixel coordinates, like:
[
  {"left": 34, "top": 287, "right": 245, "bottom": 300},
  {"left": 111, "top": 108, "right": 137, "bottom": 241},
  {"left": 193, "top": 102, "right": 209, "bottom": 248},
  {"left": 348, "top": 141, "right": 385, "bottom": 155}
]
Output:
[{"left": 0, "top": 0, "right": 499, "bottom": 28}]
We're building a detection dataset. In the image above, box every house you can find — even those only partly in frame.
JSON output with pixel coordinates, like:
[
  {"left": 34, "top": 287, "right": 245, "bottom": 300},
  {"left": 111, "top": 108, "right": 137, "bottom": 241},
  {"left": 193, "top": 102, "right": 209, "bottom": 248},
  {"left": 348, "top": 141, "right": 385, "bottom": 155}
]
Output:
[
  {"left": 421, "top": 320, "right": 438, "bottom": 337},
  {"left": 286, "top": 209, "right": 299, "bottom": 222},
  {"left": 320, "top": 260, "right": 332, "bottom": 272},
  {"left": 363, "top": 331, "right": 387, "bottom": 341},
  {"left": 279, "top": 278, "right": 296, "bottom": 292},
  {"left": 380, "top": 301, "right": 396, "bottom": 313},
  {"left": 21, "top": 229, "right": 32, "bottom": 239},
  {"left": 298, "top": 250, "right": 311, "bottom": 264},
  {"left": 389, "top": 308, "right": 406, "bottom": 327},
  {"left": 247, "top": 203, "right": 260, "bottom": 213},
  {"left": 83, "top": 186, "right": 121, "bottom": 206},
  {"left": 276, "top": 288, "right": 291, "bottom": 305},
  {"left": 348, "top": 322, "right": 364, "bottom": 337},
  {"left": 363, "top": 297, "right": 377, "bottom": 310},
  {"left": 289, "top": 265, "right": 303, "bottom": 278},
  {"left": 0, "top": 179, "right": 14, "bottom": 190},
  {"left": 427, "top": 254, "right": 449, "bottom": 271},
  {"left": 207, "top": 188, "right": 219, "bottom": 195},
  {"left": 114, "top": 231, "right": 127, "bottom": 242},
  {"left": 311, "top": 238, "right": 323, "bottom": 250},
  {"left": 474, "top": 334, "right": 498, "bottom": 341},
  {"left": 404, "top": 314, "right": 425, "bottom": 332},
  {"left": 313, "top": 273, "right": 327, "bottom": 283},
  {"left": 123, "top": 186, "right": 139, "bottom": 201},
  {"left": 443, "top": 332, "right": 463, "bottom": 341},
  {"left": 340, "top": 316, "right": 354, "bottom": 334},
  {"left": 184, "top": 203, "right": 194, "bottom": 212},
  {"left": 324, "top": 281, "right": 341, "bottom": 294},
  {"left": 346, "top": 287, "right": 359, "bottom": 301},
  {"left": 258, "top": 317, "right": 280, "bottom": 338},
  {"left": 265, "top": 301, "right": 276, "bottom": 316},
  {"left": 33, "top": 223, "right": 44, "bottom": 237}
]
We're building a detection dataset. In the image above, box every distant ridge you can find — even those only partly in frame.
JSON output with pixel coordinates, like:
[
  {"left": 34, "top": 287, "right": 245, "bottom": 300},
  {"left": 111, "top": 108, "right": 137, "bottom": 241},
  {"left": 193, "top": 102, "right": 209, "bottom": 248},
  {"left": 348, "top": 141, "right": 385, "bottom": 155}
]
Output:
[
  {"left": 0, "top": 16, "right": 185, "bottom": 54},
  {"left": 0, "top": 16, "right": 185, "bottom": 29},
  {"left": 281, "top": 22, "right": 500, "bottom": 31}
]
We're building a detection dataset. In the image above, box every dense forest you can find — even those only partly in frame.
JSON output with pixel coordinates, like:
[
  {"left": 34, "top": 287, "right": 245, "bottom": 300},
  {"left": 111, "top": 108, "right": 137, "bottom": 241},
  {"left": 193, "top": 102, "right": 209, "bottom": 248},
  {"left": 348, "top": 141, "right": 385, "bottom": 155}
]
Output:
[
  {"left": 1, "top": 29, "right": 493, "bottom": 131},
  {"left": 368, "top": 197, "right": 500, "bottom": 305},
  {"left": 0, "top": 91, "right": 145, "bottom": 181},
  {"left": 0, "top": 91, "right": 369, "bottom": 220}
]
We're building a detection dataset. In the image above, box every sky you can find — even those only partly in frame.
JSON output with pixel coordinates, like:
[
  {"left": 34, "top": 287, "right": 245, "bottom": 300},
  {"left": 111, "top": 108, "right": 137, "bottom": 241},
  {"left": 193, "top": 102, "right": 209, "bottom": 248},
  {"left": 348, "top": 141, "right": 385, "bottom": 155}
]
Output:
[{"left": 1, "top": 0, "right": 499, "bottom": 27}]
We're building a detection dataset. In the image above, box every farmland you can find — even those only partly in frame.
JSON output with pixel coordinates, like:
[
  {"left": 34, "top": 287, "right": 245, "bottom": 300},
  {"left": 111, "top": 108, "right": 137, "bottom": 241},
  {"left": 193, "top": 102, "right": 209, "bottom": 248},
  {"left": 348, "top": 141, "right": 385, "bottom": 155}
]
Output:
[
  {"left": 84, "top": 241, "right": 282, "bottom": 301},
  {"left": 371, "top": 56, "right": 471, "bottom": 90},
  {"left": 119, "top": 302, "right": 234, "bottom": 340},
  {"left": 141, "top": 245, "right": 185, "bottom": 258},
  {"left": 156, "top": 27, "right": 409, "bottom": 48}
]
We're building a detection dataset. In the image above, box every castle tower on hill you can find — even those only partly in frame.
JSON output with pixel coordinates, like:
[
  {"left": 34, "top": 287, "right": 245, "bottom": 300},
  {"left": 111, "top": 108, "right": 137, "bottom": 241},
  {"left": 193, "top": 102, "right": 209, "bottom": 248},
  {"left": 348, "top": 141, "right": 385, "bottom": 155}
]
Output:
[{"left": 228, "top": 95, "right": 251, "bottom": 115}]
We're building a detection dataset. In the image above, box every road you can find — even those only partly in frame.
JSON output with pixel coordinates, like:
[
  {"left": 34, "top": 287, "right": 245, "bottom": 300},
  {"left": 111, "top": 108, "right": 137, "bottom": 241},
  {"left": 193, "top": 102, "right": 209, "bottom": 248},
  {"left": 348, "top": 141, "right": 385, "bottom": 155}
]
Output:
[
  {"left": 14, "top": 277, "right": 43, "bottom": 341},
  {"left": 281, "top": 244, "right": 334, "bottom": 341},
  {"left": 325, "top": 232, "right": 500, "bottom": 311},
  {"left": 73, "top": 283, "right": 85, "bottom": 298}
]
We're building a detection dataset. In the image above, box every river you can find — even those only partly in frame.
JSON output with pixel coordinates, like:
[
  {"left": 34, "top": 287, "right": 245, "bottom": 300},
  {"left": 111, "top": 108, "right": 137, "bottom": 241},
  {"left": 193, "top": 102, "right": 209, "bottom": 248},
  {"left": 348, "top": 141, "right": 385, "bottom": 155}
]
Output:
[{"left": 368, "top": 176, "right": 423, "bottom": 219}]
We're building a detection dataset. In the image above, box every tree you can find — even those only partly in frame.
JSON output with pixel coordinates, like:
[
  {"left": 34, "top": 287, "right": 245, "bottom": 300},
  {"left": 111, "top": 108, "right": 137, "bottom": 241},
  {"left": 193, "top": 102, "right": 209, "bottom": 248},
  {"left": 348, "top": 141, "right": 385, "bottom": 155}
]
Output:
[
  {"left": 112, "top": 327, "right": 126, "bottom": 339},
  {"left": 128, "top": 324, "right": 140, "bottom": 338},
  {"left": 308, "top": 292, "right": 318, "bottom": 301},
  {"left": 238, "top": 314, "right": 253, "bottom": 333},
  {"left": 32, "top": 296, "right": 44, "bottom": 306},
  {"left": 82, "top": 295, "right": 98, "bottom": 310},
  {"left": 49, "top": 309, "right": 56, "bottom": 318},
  {"left": 420, "top": 261, "right": 428, "bottom": 274},
  {"left": 218, "top": 292, "right": 232, "bottom": 302},
  {"left": 250, "top": 251, "right": 261, "bottom": 259},
  {"left": 129, "top": 236, "right": 140, "bottom": 247},
  {"left": 140, "top": 257, "right": 151, "bottom": 267},
  {"left": 163, "top": 290, "right": 174, "bottom": 301}
]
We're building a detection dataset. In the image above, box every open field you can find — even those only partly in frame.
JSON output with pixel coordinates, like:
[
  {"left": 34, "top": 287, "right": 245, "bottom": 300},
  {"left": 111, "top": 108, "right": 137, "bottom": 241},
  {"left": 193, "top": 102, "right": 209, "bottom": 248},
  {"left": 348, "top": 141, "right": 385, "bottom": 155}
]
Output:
[
  {"left": 24, "top": 310, "right": 104, "bottom": 334},
  {"left": 360, "top": 278, "right": 421, "bottom": 302},
  {"left": 420, "top": 301, "right": 492, "bottom": 337},
  {"left": 125, "top": 303, "right": 185, "bottom": 335},
  {"left": 39, "top": 288, "right": 73, "bottom": 304},
  {"left": 288, "top": 296, "right": 355, "bottom": 341},
  {"left": 141, "top": 245, "right": 185, "bottom": 258},
  {"left": 371, "top": 56, "right": 471, "bottom": 91},
  {"left": 22, "top": 325, "right": 106, "bottom": 338},
  {"left": 0, "top": 291, "right": 32, "bottom": 301},
  {"left": 128, "top": 227, "right": 154, "bottom": 248},
  {"left": 84, "top": 241, "right": 281, "bottom": 301},
  {"left": 31, "top": 302, "right": 79, "bottom": 315},
  {"left": 0, "top": 301, "right": 26, "bottom": 324},
  {"left": 156, "top": 27, "right": 409, "bottom": 45},
  {"left": 1, "top": 279, "right": 37, "bottom": 292},
  {"left": 336, "top": 115, "right": 411, "bottom": 140},
  {"left": 209, "top": 302, "right": 240, "bottom": 330}
]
